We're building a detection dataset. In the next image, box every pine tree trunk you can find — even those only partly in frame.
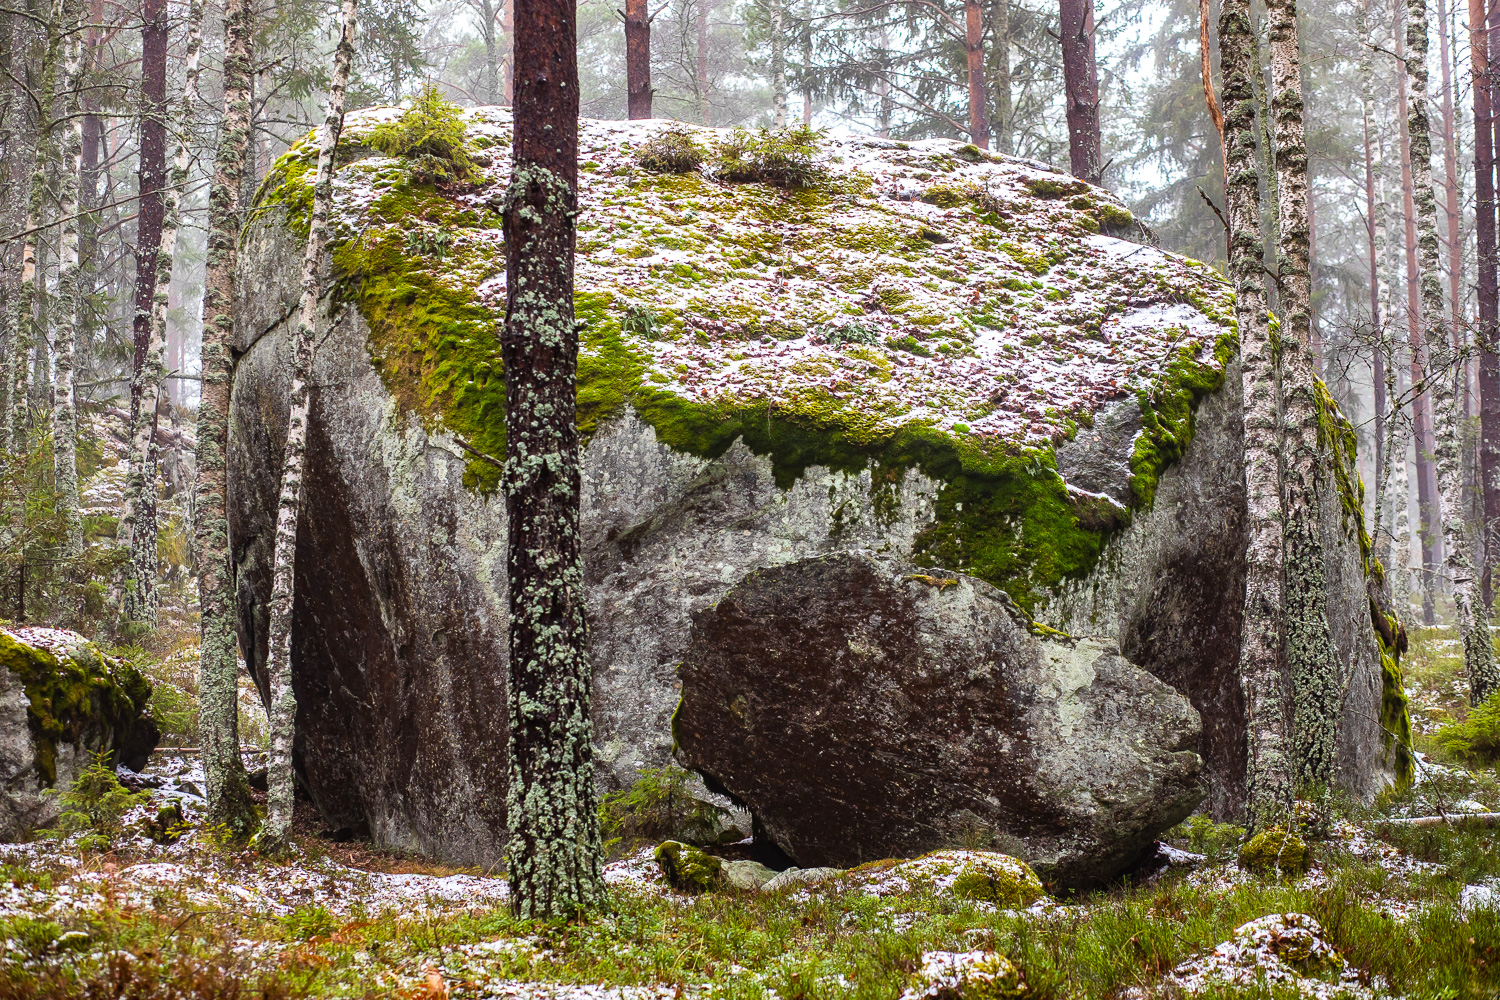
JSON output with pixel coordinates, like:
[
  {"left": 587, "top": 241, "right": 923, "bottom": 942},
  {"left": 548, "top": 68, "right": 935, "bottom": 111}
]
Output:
[
  {"left": 1437, "top": 0, "right": 1463, "bottom": 364},
  {"left": 625, "top": 0, "right": 650, "bottom": 118},
  {"left": 260, "top": 0, "right": 358, "bottom": 852},
  {"left": 1060, "top": 0, "right": 1102, "bottom": 183},
  {"left": 1405, "top": 0, "right": 1500, "bottom": 701},
  {"left": 503, "top": 0, "right": 605, "bottom": 918},
  {"left": 771, "top": 2, "right": 786, "bottom": 126},
  {"left": 1267, "top": 0, "right": 1337, "bottom": 790},
  {"left": 480, "top": 0, "right": 500, "bottom": 104},
  {"left": 196, "top": 0, "right": 258, "bottom": 835},
  {"left": 1221, "top": 0, "right": 1293, "bottom": 828},
  {"left": 1475, "top": 0, "right": 1500, "bottom": 610},
  {"left": 696, "top": 0, "right": 712, "bottom": 123},
  {"left": 992, "top": 0, "right": 1012, "bottom": 155},
  {"left": 122, "top": 0, "right": 169, "bottom": 624},
  {"left": 51, "top": 0, "right": 84, "bottom": 556},
  {"left": 965, "top": 0, "right": 989, "bottom": 148}
]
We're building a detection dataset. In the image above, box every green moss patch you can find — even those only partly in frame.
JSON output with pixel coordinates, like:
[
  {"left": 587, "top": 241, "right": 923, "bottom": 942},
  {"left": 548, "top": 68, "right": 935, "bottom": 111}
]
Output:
[{"left": 0, "top": 630, "right": 156, "bottom": 786}]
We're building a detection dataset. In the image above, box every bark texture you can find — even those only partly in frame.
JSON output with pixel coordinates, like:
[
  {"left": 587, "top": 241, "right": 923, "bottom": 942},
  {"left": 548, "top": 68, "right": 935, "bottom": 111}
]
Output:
[
  {"left": 1406, "top": 0, "right": 1500, "bottom": 702},
  {"left": 625, "top": 0, "right": 651, "bottom": 119},
  {"left": 503, "top": 0, "right": 605, "bottom": 918},
  {"left": 51, "top": 0, "right": 84, "bottom": 556},
  {"left": 121, "top": 0, "right": 170, "bottom": 624},
  {"left": 1060, "top": 0, "right": 1102, "bottom": 184},
  {"left": 197, "top": 0, "right": 258, "bottom": 834},
  {"left": 965, "top": 0, "right": 989, "bottom": 148},
  {"left": 771, "top": 2, "right": 787, "bottom": 126},
  {"left": 1474, "top": 0, "right": 1500, "bottom": 614},
  {"left": 1266, "top": 0, "right": 1337, "bottom": 790},
  {"left": 1221, "top": 0, "right": 1293, "bottom": 829},
  {"left": 261, "top": 0, "right": 358, "bottom": 852}
]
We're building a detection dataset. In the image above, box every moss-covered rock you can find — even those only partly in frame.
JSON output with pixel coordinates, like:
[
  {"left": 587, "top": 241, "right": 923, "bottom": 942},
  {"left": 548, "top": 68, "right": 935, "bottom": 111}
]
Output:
[
  {"left": 908, "top": 949, "right": 1026, "bottom": 1000},
  {"left": 0, "top": 626, "right": 158, "bottom": 840},
  {"left": 949, "top": 855, "right": 1046, "bottom": 907},
  {"left": 1237, "top": 828, "right": 1310, "bottom": 877},
  {"left": 654, "top": 840, "right": 723, "bottom": 892}
]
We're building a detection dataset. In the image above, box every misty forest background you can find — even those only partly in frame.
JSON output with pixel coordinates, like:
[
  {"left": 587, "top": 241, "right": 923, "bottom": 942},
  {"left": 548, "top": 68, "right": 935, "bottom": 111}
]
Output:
[{"left": 0, "top": 0, "right": 1489, "bottom": 632}]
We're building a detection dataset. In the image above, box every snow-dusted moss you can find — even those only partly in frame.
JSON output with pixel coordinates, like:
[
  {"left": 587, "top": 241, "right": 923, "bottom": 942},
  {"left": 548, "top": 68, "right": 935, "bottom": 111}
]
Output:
[{"left": 255, "top": 110, "right": 1241, "bottom": 613}]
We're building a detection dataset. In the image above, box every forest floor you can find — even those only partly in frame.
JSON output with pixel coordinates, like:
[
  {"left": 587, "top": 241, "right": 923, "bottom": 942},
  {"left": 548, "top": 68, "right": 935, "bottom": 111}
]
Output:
[{"left": 1, "top": 630, "right": 1497, "bottom": 1000}]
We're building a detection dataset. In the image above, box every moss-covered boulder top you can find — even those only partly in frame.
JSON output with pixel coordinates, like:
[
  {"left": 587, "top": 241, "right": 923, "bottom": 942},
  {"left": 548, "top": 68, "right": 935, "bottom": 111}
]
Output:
[{"left": 258, "top": 110, "right": 1236, "bottom": 494}]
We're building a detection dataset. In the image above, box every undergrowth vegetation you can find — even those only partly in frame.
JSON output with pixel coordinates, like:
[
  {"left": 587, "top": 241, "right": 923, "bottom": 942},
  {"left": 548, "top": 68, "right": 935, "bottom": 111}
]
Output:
[{"left": 365, "top": 83, "right": 475, "bottom": 184}]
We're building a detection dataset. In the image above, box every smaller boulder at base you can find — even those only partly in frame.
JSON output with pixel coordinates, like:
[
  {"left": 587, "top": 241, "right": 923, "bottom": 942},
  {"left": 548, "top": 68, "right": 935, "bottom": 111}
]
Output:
[
  {"left": 0, "top": 626, "right": 159, "bottom": 840},
  {"left": 674, "top": 555, "right": 1205, "bottom": 888},
  {"left": 654, "top": 840, "right": 723, "bottom": 892}
]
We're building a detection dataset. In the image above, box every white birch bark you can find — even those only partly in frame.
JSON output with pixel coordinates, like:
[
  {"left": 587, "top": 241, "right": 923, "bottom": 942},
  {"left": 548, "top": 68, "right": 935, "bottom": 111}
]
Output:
[
  {"left": 260, "top": 0, "right": 358, "bottom": 851},
  {"left": 50, "top": 0, "right": 84, "bottom": 555},
  {"left": 1404, "top": 0, "right": 1500, "bottom": 702},
  {"left": 1222, "top": 0, "right": 1294, "bottom": 827},
  {"left": 771, "top": 2, "right": 787, "bottom": 126}
]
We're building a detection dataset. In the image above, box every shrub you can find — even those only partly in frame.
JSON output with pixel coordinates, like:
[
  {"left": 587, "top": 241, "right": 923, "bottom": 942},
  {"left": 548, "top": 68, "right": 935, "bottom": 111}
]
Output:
[
  {"left": 599, "top": 764, "right": 728, "bottom": 854},
  {"left": 366, "top": 83, "right": 474, "bottom": 184},
  {"left": 1433, "top": 691, "right": 1500, "bottom": 765},
  {"left": 44, "top": 751, "right": 147, "bottom": 851},
  {"left": 636, "top": 125, "right": 705, "bottom": 174},
  {"left": 713, "top": 126, "right": 826, "bottom": 189}
]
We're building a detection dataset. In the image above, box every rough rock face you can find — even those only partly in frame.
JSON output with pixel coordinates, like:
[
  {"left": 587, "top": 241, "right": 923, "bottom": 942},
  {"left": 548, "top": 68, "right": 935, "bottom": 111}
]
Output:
[
  {"left": 229, "top": 109, "right": 1402, "bottom": 867},
  {"left": 0, "top": 627, "right": 158, "bottom": 840},
  {"left": 673, "top": 554, "right": 1203, "bottom": 886}
]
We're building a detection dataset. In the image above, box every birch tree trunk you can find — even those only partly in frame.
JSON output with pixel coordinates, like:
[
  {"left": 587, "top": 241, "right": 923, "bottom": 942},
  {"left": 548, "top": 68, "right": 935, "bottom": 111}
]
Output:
[
  {"left": 1404, "top": 0, "right": 1500, "bottom": 703},
  {"left": 260, "top": 0, "right": 358, "bottom": 854},
  {"left": 1472, "top": 0, "right": 1500, "bottom": 610},
  {"left": 696, "top": 0, "right": 712, "bottom": 123},
  {"left": 196, "top": 0, "right": 258, "bottom": 835},
  {"left": 965, "top": 0, "right": 989, "bottom": 148},
  {"left": 503, "top": 0, "right": 605, "bottom": 918},
  {"left": 625, "top": 0, "right": 651, "bottom": 118},
  {"left": 771, "top": 2, "right": 787, "bottom": 126},
  {"left": 121, "top": 0, "right": 169, "bottom": 625},
  {"left": 1221, "top": 0, "right": 1293, "bottom": 829},
  {"left": 1363, "top": 0, "right": 1386, "bottom": 521},
  {"left": 50, "top": 0, "right": 84, "bottom": 556},
  {"left": 1266, "top": 0, "right": 1337, "bottom": 791},
  {"left": 1060, "top": 0, "right": 1102, "bottom": 184},
  {"left": 992, "top": 0, "right": 1013, "bottom": 155},
  {"left": 479, "top": 0, "right": 500, "bottom": 104}
]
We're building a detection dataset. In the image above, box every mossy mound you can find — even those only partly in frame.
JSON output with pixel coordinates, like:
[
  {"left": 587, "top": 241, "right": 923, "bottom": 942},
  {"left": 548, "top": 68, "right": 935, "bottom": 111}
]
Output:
[
  {"left": 0, "top": 627, "right": 158, "bottom": 785},
  {"left": 858, "top": 850, "right": 1045, "bottom": 906},
  {"left": 1237, "top": 828, "right": 1310, "bottom": 878},
  {"left": 254, "top": 109, "right": 1238, "bottom": 615},
  {"left": 654, "top": 840, "right": 723, "bottom": 892},
  {"left": 909, "top": 949, "right": 1027, "bottom": 1000},
  {"left": 949, "top": 855, "right": 1046, "bottom": 908}
]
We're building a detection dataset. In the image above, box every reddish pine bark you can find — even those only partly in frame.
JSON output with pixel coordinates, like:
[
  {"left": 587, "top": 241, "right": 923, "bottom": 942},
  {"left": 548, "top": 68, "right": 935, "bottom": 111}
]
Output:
[
  {"left": 966, "top": 0, "right": 989, "bottom": 148},
  {"left": 1477, "top": 0, "right": 1500, "bottom": 606},
  {"left": 503, "top": 0, "right": 604, "bottom": 917},
  {"left": 1437, "top": 0, "right": 1466, "bottom": 416},
  {"left": 132, "top": 0, "right": 168, "bottom": 424},
  {"left": 625, "top": 0, "right": 651, "bottom": 118},
  {"left": 1060, "top": 0, "right": 1102, "bottom": 184}
]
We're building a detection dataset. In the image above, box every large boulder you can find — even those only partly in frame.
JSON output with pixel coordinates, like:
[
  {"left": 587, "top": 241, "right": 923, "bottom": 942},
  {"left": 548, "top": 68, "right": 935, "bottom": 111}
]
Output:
[
  {"left": 229, "top": 109, "right": 1403, "bottom": 867},
  {"left": 673, "top": 554, "right": 1203, "bottom": 886},
  {"left": 0, "top": 627, "right": 158, "bottom": 840}
]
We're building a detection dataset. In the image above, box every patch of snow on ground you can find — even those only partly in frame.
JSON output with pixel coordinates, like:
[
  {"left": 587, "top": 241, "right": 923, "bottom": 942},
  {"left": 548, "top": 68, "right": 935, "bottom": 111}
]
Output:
[{"left": 1144, "top": 913, "right": 1377, "bottom": 999}]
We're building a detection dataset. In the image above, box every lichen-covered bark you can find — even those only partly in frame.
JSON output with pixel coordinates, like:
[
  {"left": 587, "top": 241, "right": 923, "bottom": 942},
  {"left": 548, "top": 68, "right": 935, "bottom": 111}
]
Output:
[
  {"left": 261, "top": 0, "right": 358, "bottom": 852},
  {"left": 503, "top": 0, "right": 605, "bottom": 919},
  {"left": 1266, "top": 0, "right": 1336, "bottom": 790},
  {"left": 1221, "top": 0, "right": 1292, "bottom": 829},
  {"left": 196, "top": 0, "right": 257, "bottom": 835},
  {"left": 1404, "top": 0, "right": 1500, "bottom": 703},
  {"left": 120, "top": 0, "right": 177, "bottom": 626},
  {"left": 771, "top": 2, "right": 787, "bottom": 127},
  {"left": 50, "top": 0, "right": 85, "bottom": 556}
]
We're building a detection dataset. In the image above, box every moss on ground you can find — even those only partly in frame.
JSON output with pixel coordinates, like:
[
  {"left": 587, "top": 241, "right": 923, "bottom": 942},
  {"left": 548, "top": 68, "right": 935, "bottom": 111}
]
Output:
[{"left": 0, "top": 630, "right": 155, "bottom": 786}]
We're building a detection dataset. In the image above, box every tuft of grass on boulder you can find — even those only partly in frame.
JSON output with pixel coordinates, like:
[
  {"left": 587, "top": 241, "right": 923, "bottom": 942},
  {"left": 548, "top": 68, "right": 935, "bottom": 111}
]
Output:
[
  {"left": 366, "top": 83, "right": 475, "bottom": 185},
  {"left": 635, "top": 125, "right": 706, "bottom": 174},
  {"left": 713, "top": 126, "right": 827, "bottom": 189}
]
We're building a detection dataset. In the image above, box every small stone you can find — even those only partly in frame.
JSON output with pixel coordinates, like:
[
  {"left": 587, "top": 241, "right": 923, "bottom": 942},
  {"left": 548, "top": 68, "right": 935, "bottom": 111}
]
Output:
[
  {"left": 720, "top": 859, "right": 777, "bottom": 890},
  {"left": 653, "top": 840, "right": 722, "bottom": 892},
  {"left": 760, "top": 866, "right": 843, "bottom": 892},
  {"left": 1237, "top": 828, "right": 1310, "bottom": 877}
]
